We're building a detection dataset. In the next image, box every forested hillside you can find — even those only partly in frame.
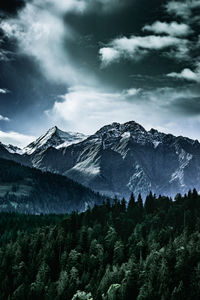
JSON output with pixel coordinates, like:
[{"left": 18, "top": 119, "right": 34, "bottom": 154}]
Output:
[
  {"left": 1, "top": 190, "right": 200, "bottom": 299},
  {"left": 0, "top": 158, "right": 104, "bottom": 214}
]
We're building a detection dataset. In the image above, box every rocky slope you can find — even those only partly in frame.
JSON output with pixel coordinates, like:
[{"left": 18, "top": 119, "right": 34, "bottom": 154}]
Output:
[
  {"left": 23, "top": 126, "right": 87, "bottom": 154},
  {"left": 22, "top": 121, "right": 200, "bottom": 198},
  {"left": 1, "top": 121, "right": 200, "bottom": 199},
  {"left": 0, "top": 158, "right": 104, "bottom": 214}
]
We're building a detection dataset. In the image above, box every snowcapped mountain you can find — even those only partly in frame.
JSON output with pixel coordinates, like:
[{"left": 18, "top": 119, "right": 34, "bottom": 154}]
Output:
[
  {"left": 4, "top": 144, "right": 23, "bottom": 155},
  {"left": 1, "top": 121, "right": 200, "bottom": 199},
  {"left": 23, "top": 126, "right": 87, "bottom": 155},
  {"left": 21, "top": 121, "right": 200, "bottom": 199},
  {"left": 0, "top": 142, "right": 28, "bottom": 166}
]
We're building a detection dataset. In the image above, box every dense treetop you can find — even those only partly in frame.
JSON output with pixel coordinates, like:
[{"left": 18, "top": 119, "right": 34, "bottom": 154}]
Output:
[{"left": 1, "top": 189, "right": 200, "bottom": 299}]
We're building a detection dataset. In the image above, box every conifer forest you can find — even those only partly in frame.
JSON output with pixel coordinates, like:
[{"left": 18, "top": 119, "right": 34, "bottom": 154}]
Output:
[{"left": 1, "top": 190, "right": 200, "bottom": 299}]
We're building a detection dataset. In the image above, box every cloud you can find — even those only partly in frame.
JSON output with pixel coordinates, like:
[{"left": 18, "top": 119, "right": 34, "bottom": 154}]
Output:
[
  {"left": 0, "top": 114, "right": 10, "bottom": 121},
  {"left": 143, "top": 21, "right": 192, "bottom": 37},
  {"left": 0, "top": 49, "right": 14, "bottom": 61},
  {"left": 45, "top": 86, "right": 147, "bottom": 133},
  {"left": 1, "top": 0, "right": 200, "bottom": 144},
  {"left": 0, "top": 0, "right": 98, "bottom": 86},
  {"left": 42, "top": 0, "right": 87, "bottom": 14},
  {"left": 0, "top": 88, "right": 9, "bottom": 94},
  {"left": 45, "top": 85, "right": 200, "bottom": 142},
  {"left": 123, "top": 88, "right": 141, "bottom": 97},
  {"left": 172, "top": 97, "right": 200, "bottom": 115},
  {"left": 0, "top": 130, "right": 35, "bottom": 147},
  {"left": 34, "top": 0, "right": 128, "bottom": 15},
  {"left": 167, "top": 63, "right": 200, "bottom": 83},
  {"left": 99, "top": 48, "right": 120, "bottom": 66},
  {"left": 0, "top": 0, "right": 132, "bottom": 85},
  {"left": 99, "top": 35, "right": 189, "bottom": 66},
  {"left": 166, "top": 0, "right": 200, "bottom": 20},
  {"left": 0, "top": 31, "right": 15, "bottom": 62},
  {"left": 0, "top": 0, "right": 26, "bottom": 16}
]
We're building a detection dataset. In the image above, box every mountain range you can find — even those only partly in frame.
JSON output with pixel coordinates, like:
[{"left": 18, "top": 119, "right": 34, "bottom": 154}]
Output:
[
  {"left": 1, "top": 121, "right": 200, "bottom": 201},
  {"left": 0, "top": 157, "right": 104, "bottom": 214}
]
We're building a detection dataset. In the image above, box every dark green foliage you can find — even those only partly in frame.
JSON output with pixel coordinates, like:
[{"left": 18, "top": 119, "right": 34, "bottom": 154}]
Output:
[
  {"left": 0, "top": 158, "right": 104, "bottom": 214},
  {"left": 1, "top": 189, "right": 200, "bottom": 299}
]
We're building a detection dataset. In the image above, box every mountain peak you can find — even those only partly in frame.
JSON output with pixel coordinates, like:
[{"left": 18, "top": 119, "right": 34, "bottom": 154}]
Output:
[
  {"left": 92, "top": 120, "right": 148, "bottom": 146},
  {"left": 23, "top": 127, "right": 87, "bottom": 155},
  {"left": 46, "top": 125, "right": 61, "bottom": 135},
  {"left": 149, "top": 128, "right": 158, "bottom": 134},
  {"left": 49, "top": 125, "right": 57, "bottom": 131},
  {"left": 1, "top": 120, "right": 200, "bottom": 199}
]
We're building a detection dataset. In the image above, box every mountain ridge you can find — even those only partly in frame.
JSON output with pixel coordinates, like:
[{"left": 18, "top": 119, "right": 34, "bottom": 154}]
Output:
[
  {"left": 1, "top": 121, "right": 200, "bottom": 199},
  {"left": 23, "top": 126, "right": 87, "bottom": 154},
  {"left": 0, "top": 157, "right": 104, "bottom": 214}
]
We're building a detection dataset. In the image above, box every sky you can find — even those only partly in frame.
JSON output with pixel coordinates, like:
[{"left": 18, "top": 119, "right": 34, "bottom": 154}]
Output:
[{"left": 0, "top": 0, "right": 200, "bottom": 147}]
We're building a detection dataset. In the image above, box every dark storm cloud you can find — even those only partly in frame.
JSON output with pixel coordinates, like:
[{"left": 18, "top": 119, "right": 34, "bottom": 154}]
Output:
[
  {"left": 1, "top": 0, "right": 191, "bottom": 89},
  {"left": 0, "top": 54, "right": 67, "bottom": 135},
  {"left": 97, "top": 0, "right": 200, "bottom": 90},
  {"left": 172, "top": 97, "right": 200, "bottom": 115},
  {"left": 165, "top": 0, "right": 200, "bottom": 22},
  {"left": 0, "top": 0, "right": 200, "bottom": 145},
  {"left": 138, "top": 85, "right": 200, "bottom": 117},
  {"left": 0, "top": 0, "right": 25, "bottom": 17},
  {"left": 129, "top": 74, "right": 189, "bottom": 89},
  {"left": 64, "top": 0, "right": 165, "bottom": 39},
  {"left": 62, "top": 0, "right": 196, "bottom": 90}
]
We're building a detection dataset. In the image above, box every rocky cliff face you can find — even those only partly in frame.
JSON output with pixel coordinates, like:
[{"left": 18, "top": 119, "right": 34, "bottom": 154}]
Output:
[
  {"left": 23, "top": 126, "right": 87, "bottom": 155},
  {"left": 1, "top": 121, "right": 200, "bottom": 199},
  {"left": 20, "top": 121, "right": 200, "bottom": 199}
]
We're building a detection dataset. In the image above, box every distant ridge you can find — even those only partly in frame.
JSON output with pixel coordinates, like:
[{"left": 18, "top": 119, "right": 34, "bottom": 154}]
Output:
[
  {"left": 0, "top": 121, "right": 200, "bottom": 199},
  {"left": 0, "top": 157, "right": 104, "bottom": 214}
]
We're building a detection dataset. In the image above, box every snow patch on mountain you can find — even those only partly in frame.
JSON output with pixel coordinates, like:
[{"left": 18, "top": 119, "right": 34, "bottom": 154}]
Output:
[
  {"left": 4, "top": 144, "right": 23, "bottom": 155},
  {"left": 72, "top": 161, "right": 100, "bottom": 176},
  {"left": 152, "top": 141, "right": 160, "bottom": 149},
  {"left": 23, "top": 126, "right": 87, "bottom": 154},
  {"left": 56, "top": 136, "right": 87, "bottom": 149},
  {"left": 127, "top": 164, "right": 152, "bottom": 196},
  {"left": 1, "top": 120, "right": 200, "bottom": 199},
  {"left": 170, "top": 149, "right": 193, "bottom": 187},
  {"left": 121, "top": 131, "right": 131, "bottom": 140}
]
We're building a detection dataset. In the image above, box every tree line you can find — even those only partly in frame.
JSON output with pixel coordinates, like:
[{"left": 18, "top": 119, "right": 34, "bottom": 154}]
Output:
[
  {"left": 0, "top": 157, "right": 104, "bottom": 214},
  {"left": 1, "top": 189, "right": 200, "bottom": 299}
]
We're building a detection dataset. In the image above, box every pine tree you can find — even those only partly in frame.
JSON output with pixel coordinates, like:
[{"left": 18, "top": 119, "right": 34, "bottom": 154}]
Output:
[
  {"left": 144, "top": 191, "right": 155, "bottom": 214},
  {"left": 127, "top": 193, "right": 136, "bottom": 218},
  {"left": 121, "top": 198, "right": 126, "bottom": 213}
]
